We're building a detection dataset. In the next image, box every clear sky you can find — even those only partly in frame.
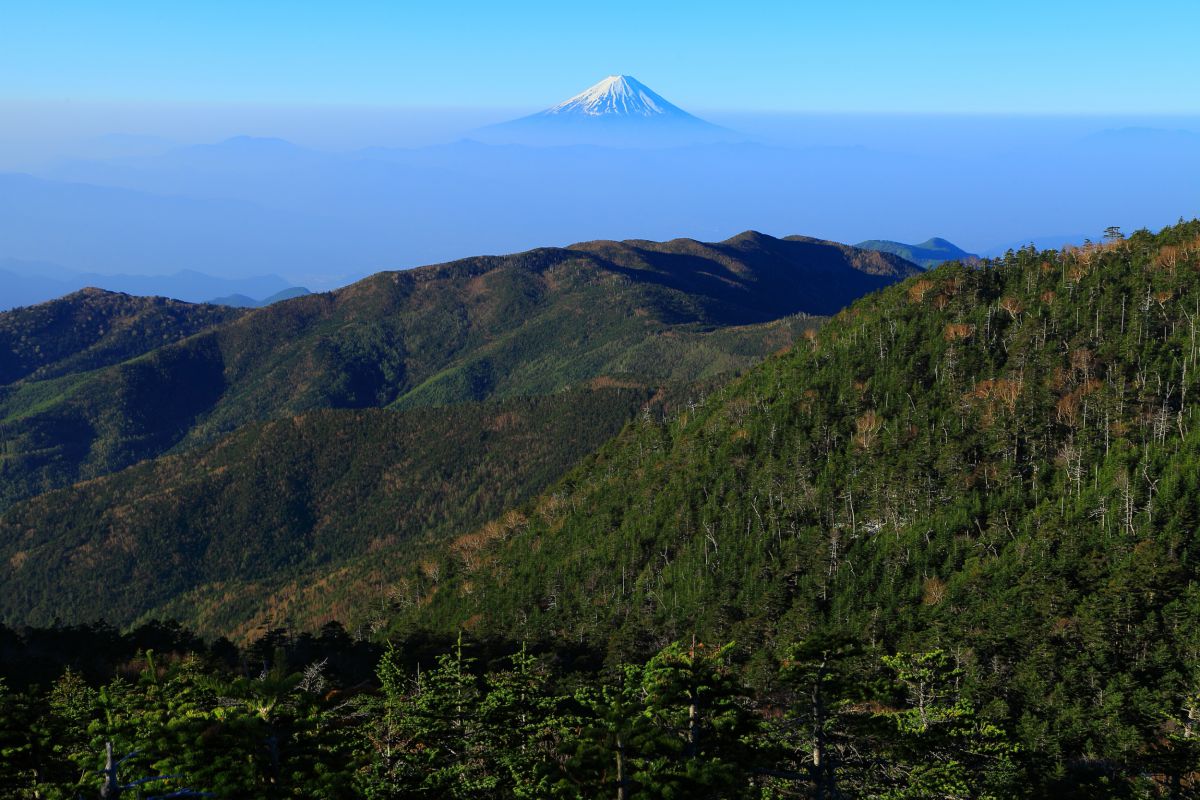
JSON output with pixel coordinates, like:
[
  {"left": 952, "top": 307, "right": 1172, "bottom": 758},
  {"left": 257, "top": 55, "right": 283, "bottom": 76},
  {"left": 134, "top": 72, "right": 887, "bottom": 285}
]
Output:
[{"left": 2, "top": 0, "right": 1198, "bottom": 113}]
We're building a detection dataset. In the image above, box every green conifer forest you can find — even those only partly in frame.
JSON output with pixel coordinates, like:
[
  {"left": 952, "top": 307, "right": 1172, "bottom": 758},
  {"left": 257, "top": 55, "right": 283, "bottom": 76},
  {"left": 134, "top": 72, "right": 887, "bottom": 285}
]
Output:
[{"left": 4, "top": 221, "right": 1200, "bottom": 796}]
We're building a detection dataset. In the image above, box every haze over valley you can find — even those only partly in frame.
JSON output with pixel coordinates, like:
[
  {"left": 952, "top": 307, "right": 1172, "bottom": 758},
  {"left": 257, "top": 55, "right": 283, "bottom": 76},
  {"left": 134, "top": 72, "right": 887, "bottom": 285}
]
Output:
[{"left": 3, "top": 75, "right": 1197, "bottom": 309}]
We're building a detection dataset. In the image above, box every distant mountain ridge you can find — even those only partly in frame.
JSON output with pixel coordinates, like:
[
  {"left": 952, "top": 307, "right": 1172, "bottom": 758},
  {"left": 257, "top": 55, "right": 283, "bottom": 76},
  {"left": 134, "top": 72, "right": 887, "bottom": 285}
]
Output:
[
  {"left": 0, "top": 230, "right": 919, "bottom": 500},
  {"left": 854, "top": 236, "right": 978, "bottom": 269},
  {"left": 0, "top": 255, "right": 298, "bottom": 311},
  {"left": 207, "top": 286, "right": 312, "bottom": 308}
]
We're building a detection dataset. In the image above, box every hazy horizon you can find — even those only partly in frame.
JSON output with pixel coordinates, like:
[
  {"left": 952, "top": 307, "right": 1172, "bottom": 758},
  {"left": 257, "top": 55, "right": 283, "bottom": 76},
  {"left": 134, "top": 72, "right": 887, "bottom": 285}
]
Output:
[
  {"left": 3, "top": 1, "right": 1199, "bottom": 308},
  {"left": 2, "top": 105, "right": 1196, "bottom": 285}
]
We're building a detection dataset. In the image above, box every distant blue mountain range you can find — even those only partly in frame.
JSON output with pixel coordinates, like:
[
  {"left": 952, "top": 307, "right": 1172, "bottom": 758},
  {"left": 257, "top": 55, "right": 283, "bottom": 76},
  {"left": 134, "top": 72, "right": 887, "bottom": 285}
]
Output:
[
  {"left": 206, "top": 286, "right": 312, "bottom": 308},
  {"left": 0, "top": 257, "right": 304, "bottom": 311},
  {"left": 3, "top": 117, "right": 1196, "bottom": 300},
  {"left": 854, "top": 237, "right": 978, "bottom": 269}
]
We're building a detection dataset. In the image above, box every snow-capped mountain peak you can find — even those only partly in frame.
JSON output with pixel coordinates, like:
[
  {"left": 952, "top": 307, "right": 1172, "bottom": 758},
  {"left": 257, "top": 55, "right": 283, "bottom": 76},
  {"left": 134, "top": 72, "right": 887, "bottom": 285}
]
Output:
[
  {"left": 541, "top": 75, "right": 694, "bottom": 119},
  {"left": 474, "top": 75, "right": 740, "bottom": 146}
]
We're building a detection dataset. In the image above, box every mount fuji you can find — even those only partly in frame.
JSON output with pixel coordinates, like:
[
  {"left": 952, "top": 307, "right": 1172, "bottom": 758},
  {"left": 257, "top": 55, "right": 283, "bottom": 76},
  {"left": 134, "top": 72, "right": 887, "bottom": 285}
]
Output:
[
  {"left": 540, "top": 75, "right": 698, "bottom": 119},
  {"left": 474, "top": 75, "right": 741, "bottom": 146}
]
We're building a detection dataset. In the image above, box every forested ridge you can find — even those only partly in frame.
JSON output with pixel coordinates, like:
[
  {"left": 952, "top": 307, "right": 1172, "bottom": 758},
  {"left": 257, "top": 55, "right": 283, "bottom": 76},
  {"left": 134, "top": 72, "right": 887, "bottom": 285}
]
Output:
[
  {"left": 0, "top": 388, "right": 653, "bottom": 634},
  {"left": 0, "top": 232, "right": 904, "bottom": 513},
  {"left": 0, "top": 231, "right": 918, "bottom": 634},
  {"left": 4, "top": 221, "right": 1200, "bottom": 796},
  {"left": 380, "top": 220, "right": 1200, "bottom": 794}
]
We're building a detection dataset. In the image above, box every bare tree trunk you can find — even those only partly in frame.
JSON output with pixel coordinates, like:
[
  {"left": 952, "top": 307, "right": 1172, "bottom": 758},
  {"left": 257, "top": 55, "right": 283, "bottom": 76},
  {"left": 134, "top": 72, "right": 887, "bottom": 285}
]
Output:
[
  {"left": 688, "top": 700, "right": 699, "bottom": 757},
  {"left": 616, "top": 734, "right": 627, "bottom": 800},
  {"left": 811, "top": 653, "right": 838, "bottom": 800},
  {"left": 100, "top": 741, "right": 121, "bottom": 799}
]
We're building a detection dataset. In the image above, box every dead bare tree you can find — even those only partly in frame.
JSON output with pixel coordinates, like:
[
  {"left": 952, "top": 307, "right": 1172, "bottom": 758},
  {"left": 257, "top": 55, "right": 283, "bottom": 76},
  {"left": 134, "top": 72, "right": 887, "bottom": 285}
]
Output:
[{"left": 95, "top": 740, "right": 211, "bottom": 799}]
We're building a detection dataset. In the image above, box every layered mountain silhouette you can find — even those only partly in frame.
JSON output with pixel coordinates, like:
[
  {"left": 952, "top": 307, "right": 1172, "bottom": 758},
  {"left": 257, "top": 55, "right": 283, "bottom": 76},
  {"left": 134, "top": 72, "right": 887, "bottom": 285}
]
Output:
[
  {"left": 0, "top": 256, "right": 301, "bottom": 311},
  {"left": 207, "top": 286, "right": 312, "bottom": 308},
  {"left": 474, "top": 75, "right": 741, "bottom": 146},
  {"left": 0, "top": 231, "right": 918, "bottom": 631},
  {"left": 855, "top": 236, "right": 978, "bottom": 269}
]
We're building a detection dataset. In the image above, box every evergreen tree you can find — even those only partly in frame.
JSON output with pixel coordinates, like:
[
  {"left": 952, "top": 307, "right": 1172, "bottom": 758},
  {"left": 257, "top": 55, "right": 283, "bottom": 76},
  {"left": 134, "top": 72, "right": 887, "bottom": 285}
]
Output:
[
  {"left": 773, "top": 634, "right": 882, "bottom": 799},
  {"left": 876, "top": 650, "right": 1019, "bottom": 799},
  {"left": 560, "top": 663, "right": 659, "bottom": 799},
  {"left": 639, "top": 640, "right": 760, "bottom": 797},
  {"left": 393, "top": 634, "right": 494, "bottom": 797},
  {"left": 479, "top": 645, "right": 566, "bottom": 797}
]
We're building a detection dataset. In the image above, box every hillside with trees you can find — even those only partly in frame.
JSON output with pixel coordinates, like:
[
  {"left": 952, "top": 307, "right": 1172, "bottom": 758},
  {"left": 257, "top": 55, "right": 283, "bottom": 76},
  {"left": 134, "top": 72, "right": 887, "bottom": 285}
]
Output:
[
  {"left": 375, "top": 219, "right": 1200, "bottom": 794},
  {"left": 0, "top": 233, "right": 915, "bottom": 636},
  {"left": 0, "top": 232, "right": 912, "bottom": 512},
  {"left": 4, "top": 221, "right": 1200, "bottom": 795},
  {"left": 0, "top": 388, "right": 652, "bottom": 634}
]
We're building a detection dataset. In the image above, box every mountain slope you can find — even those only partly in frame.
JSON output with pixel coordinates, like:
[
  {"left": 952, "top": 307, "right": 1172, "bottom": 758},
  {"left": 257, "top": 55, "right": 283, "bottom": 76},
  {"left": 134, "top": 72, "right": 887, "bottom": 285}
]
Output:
[
  {"left": 0, "top": 289, "right": 241, "bottom": 385},
  {"left": 540, "top": 75, "right": 699, "bottom": 119},
  {"left": 475, "top": 75, "right": 739, "bottom": 146},
  {"left": 0, "top": 232, "right": 916, "bottom": 633},
  {"left": 0, "top": 388, "right": 652, "bottom": 632},
  {"left": 0, "top": 232, "right": 917, "bottom": 510},
  {"left": 389, "top": 220, "right": 1200, "bottom": 788},
  {"left": 855, "top": 236, "right": 978, "bottom": 268}
]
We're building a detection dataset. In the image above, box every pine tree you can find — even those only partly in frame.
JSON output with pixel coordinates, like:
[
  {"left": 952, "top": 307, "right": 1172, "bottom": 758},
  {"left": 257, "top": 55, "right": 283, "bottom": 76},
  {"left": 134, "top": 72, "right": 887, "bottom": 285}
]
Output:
[
  {"left": 560, "top": 663, "right": 657, "bottom": 799},
  {"left": 639, "top": 640, "right": 761, "bottom": 798},
  {"left": 395, "top": 633, "right": 494, "bottom": 797},
  {"left": 479, "top": 644, "right": 565, "bottom": 797},
  {"left": 877, "top": 650, "right": 1019, "bottom": 799}
]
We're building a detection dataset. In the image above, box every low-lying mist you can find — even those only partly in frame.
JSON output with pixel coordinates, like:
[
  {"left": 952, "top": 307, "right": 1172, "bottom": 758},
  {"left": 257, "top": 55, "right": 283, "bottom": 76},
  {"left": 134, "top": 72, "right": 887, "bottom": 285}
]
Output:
[{"left": 1, "top": 103, "right": 1197, "bottom": 309}]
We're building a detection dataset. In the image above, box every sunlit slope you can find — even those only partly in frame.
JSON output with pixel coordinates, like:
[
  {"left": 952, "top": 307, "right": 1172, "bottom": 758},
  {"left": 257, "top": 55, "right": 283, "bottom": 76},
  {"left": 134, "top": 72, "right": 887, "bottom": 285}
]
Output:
[
  {"left": 0, "top": 232, "right": 914, "bottom": 510},
  {"left": 394, "top": 222, "right": 1200, "bottom": 777}
]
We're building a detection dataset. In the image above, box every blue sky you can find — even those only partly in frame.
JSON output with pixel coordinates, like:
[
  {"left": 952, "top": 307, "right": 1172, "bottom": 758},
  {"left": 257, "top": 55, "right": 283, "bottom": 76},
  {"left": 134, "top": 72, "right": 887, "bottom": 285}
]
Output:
[{"left": 3, "top": 0, "right": 1199, "bottom": 113}]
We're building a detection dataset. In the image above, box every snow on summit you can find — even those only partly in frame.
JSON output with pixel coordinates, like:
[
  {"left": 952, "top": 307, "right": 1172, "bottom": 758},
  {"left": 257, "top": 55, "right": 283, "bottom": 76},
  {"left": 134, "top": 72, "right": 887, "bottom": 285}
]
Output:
[
  {"left": 474, "top": 75, "right": 738, "bottom": 146},
  {"left": 542, "top": 75, "right": 693, "bottom": 119}
]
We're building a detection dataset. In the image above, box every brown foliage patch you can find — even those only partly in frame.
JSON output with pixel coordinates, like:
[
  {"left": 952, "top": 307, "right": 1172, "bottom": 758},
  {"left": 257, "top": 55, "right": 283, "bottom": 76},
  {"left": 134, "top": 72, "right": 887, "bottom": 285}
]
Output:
[
  {"left": 908, "top": 279, "right": 935, "bottom": 303},
  {"left": 451, "top": 509, "right": 529, "bottom": 571},
  {"left": 1154, "top": 245, "right": 1182, "bottom": 273},
  {"left": 965, "top": 378, "right": 1023, "bottom": 412},
  {"left": 922, "top": 576, "right": 948, "bottom": 605},
  {"left": 1056, "top": 380, "right": 1102, "bottom": 428},
  {"left": 1056, "top": 393, "right": 1080, "bottom": 427},
  {"left": 944, "top": 323, "right": 975, "bottom": 342},
  {"left": 853, "top": 410, "right": 883, "bottom": 449},
  {"left": 963, "top": 378, "right": 1023, "bottom": 427},
  {"left": 998, "top": 296, "right": 1025, "bottom": 318}
]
